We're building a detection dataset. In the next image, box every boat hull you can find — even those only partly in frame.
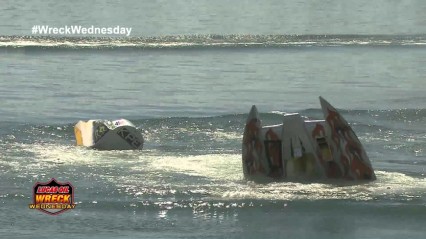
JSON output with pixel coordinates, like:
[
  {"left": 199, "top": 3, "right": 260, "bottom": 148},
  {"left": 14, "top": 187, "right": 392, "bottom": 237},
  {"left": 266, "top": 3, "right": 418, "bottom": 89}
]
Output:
[
  {"left": 74, "top": 119, "right": 144, "bottom": 150},
  {"left": 242, "top": 97, "right": 375, "bottom": 181}
]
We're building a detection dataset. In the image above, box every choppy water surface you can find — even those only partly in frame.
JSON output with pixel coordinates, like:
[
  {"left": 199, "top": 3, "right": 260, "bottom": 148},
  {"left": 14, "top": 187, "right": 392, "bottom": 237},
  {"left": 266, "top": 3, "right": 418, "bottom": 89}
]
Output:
[{"left": 1, "top": 1, "right": 426, "bottom": 238}]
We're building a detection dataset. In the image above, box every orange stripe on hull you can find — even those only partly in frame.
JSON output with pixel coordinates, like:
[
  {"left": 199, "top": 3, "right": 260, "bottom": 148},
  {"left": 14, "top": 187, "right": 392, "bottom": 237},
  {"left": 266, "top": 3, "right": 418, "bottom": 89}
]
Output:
[{"left": 74, "top": 127, "right": 83, "bottom": 146}]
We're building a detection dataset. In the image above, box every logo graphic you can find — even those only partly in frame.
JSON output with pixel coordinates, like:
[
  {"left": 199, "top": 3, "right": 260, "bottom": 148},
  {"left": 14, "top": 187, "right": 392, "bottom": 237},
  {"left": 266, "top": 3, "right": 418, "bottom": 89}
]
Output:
[
  {"left": 117, "top": 127, "right": 142, "bottom": 148},
  {"left": 93, "top": 122, "right": 109, "bottom": 143},
  {"left": 29, "top": 178, "right": 76, "bottom": 215}
]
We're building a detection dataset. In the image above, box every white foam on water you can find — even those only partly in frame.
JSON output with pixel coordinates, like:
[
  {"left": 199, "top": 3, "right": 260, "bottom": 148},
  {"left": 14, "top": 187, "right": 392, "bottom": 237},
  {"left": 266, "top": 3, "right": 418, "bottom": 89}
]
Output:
[
  {"left": 0, "top": 40, "right": 199, "bottom": 48},
  {"left": 12, "top": 142, "right": 148, "bottom": 169},
  {"left": 145, "top": 153, "right": 426, "bottom": 201},
  {"left": 11, "top": 143, "right": 426, "bottom": 202},
  {"left": 210, "top": 130, "right": 241, "bottom": 141},
  {"left": 146, "top": 153, "right": 243, "bottom": 182},
  {"left": 223, "top": 171, "right": 426, "bottom": 201}
]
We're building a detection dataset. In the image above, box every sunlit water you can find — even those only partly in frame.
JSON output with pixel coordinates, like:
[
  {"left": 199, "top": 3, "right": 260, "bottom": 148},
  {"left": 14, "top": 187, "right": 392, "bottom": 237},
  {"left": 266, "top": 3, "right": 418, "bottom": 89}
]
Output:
[{"left": 1, "top": 1, "right": 426, "bottom": 238}]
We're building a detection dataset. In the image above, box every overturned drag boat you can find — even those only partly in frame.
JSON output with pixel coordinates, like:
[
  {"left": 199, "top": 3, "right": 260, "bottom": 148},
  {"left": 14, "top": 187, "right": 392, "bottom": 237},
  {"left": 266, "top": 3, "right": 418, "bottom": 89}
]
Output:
[
  {"left": 74, "top": 119, "right": 143, "bottom": 150},
  {"left": 242, "top": 97, "right": 375, "bottom": 181}
]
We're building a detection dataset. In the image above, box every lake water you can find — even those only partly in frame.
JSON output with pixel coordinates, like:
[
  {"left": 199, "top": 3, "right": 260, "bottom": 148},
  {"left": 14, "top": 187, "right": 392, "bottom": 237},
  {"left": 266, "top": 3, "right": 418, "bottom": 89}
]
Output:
[{"left": 1, "top": 1, "right": 425, "bottom": 238}]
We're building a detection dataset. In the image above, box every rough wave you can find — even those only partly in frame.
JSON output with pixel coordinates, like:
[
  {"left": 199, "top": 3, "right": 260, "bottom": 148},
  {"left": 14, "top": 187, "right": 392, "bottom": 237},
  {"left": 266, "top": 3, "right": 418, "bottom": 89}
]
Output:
[{"left": 1, "top": 34, "right": 426, "bottom": 50}]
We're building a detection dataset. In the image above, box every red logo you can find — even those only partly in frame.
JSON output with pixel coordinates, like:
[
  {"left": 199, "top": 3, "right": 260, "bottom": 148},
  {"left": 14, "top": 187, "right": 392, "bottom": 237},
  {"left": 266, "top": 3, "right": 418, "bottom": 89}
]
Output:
[{"left": 29, "top": 178, "right": 76, "bottom": 215}]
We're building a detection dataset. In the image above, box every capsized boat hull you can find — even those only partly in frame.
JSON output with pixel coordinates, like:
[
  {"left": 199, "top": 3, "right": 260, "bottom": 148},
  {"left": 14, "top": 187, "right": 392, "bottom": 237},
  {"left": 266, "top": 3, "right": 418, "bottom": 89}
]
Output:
[
  {"left": 74, "top": 119, "right": 144, "bottom": 150},
  {"left": 242, "top": 97, "right": 376, "bottom": 181}
]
